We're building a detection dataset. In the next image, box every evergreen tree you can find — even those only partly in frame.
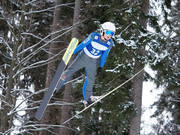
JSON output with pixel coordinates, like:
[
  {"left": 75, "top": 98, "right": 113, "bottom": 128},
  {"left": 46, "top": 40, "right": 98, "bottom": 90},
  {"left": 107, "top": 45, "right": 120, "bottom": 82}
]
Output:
[{"left": 150, "top": 0, "right": 180, "bottom": 134}]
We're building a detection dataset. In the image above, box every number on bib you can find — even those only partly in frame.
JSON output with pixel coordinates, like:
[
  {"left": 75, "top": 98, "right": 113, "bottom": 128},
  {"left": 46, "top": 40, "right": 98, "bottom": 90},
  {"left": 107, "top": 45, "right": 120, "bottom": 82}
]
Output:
[{"left": 91, "top": 48, "right": 100, "bottom": 55}]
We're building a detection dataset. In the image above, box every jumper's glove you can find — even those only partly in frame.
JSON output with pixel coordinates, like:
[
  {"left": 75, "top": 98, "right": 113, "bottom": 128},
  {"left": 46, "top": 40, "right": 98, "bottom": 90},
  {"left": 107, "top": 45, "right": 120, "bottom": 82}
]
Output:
[{"left": 97, "top": 67, "right": 103, "bottom": 75}]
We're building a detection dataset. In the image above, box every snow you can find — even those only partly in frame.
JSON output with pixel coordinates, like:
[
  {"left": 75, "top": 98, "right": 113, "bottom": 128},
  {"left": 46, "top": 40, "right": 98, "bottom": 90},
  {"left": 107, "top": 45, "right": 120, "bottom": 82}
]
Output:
[
  {"left": 141, "top": 80, "right": 161, "bottom": 134},
  {"left": 141, "top": 67, "right": 163, "bottom": 134},
  {"left": 125, "top": 8, "right": 132, "bottom": 14}
]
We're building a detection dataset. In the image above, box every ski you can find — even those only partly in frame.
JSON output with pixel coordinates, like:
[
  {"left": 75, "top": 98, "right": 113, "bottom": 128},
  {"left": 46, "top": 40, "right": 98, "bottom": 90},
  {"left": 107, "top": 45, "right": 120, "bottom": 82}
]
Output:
[
  {"left": 35, "top": 38, "right": 79, "bottom": 121},
  {"left": 62, "top": 62, "right": 149, "bottom": 124}
]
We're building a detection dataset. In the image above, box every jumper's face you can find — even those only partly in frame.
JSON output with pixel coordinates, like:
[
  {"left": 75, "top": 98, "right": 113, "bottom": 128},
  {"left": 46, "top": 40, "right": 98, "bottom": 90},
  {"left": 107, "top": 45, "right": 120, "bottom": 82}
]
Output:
[
  {"left": 103, "top": 33, "right": 112, "bottom": 40},
  {"left": 103, "top": 30, "right": 115, "bottom": 40}
]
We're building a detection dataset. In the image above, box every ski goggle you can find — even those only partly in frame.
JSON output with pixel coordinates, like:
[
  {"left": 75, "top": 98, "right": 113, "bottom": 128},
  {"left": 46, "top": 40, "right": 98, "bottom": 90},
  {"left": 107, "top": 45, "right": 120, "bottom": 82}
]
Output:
[{"left": 104, "top": 30, "right": 115, "bottom": 36}]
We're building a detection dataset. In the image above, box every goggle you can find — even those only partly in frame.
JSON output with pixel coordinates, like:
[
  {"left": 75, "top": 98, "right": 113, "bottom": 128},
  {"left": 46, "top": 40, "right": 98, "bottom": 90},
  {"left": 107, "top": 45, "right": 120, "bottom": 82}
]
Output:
[{"left": 104, "top": 30, "right": 115, "bottom": 36}]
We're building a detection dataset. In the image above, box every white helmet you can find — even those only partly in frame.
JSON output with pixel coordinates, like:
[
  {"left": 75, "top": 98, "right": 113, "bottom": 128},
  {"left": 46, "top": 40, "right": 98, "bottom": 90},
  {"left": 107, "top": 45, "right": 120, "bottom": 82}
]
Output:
[{"left": 101, "top": 22, "right": 116, "bottom": 36}]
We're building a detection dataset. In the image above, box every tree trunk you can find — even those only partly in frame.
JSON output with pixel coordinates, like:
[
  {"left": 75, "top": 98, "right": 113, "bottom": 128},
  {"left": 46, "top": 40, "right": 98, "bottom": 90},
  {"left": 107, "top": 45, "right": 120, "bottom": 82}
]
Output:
[
  {"left": 0, "top": 3, "right": 26, "bottom": 132},
  {"left": 129, "top": 0, "right": 149, "bottom": 135},
  {"left": 59, "top": 0, "right": 81, "bottom": 134},
  {"left": 39, "top": 0, "right": 63, "bottom": 134}
]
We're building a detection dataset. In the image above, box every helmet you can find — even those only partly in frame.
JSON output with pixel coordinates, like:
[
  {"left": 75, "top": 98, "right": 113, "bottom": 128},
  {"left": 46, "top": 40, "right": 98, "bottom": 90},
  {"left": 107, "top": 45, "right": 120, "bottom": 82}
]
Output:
[{"left": 101, "top": 22, "right": 116, "bottom": 36}]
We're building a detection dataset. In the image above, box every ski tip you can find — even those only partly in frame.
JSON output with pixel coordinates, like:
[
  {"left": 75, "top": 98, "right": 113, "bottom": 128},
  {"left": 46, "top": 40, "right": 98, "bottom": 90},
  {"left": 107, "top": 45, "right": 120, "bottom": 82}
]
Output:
[
  {"left": 71, "top": 37, "right": 79, "bottom": 44},
  {"left": 35, "top": 112, "right": 42, "bottom": 121},
  {"left": 35, "top": 116, "right": 41, "bottom": 121},
  {"left": 72, "top": 37, "right": 78, "bottom": 40}
]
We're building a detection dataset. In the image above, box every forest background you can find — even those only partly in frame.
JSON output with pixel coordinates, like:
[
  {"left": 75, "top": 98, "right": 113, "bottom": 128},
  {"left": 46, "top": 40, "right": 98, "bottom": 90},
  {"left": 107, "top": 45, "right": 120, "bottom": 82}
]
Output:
[{"left": 0, "top": 0, "right": 179, "bottom": 135}]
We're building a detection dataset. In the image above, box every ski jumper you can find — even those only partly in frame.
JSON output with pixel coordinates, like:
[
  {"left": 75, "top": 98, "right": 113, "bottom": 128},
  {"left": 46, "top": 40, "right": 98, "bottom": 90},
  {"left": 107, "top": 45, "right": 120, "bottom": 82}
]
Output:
[{"left": 56, "top": 32, "right": 114, "bottom": 101}]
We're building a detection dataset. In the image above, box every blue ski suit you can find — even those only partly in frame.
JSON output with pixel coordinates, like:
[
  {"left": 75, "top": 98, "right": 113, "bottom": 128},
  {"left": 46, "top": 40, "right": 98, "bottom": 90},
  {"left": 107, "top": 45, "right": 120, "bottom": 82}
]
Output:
[{"left": 56, "top": 32, "right": 114, "bottom": 101}]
